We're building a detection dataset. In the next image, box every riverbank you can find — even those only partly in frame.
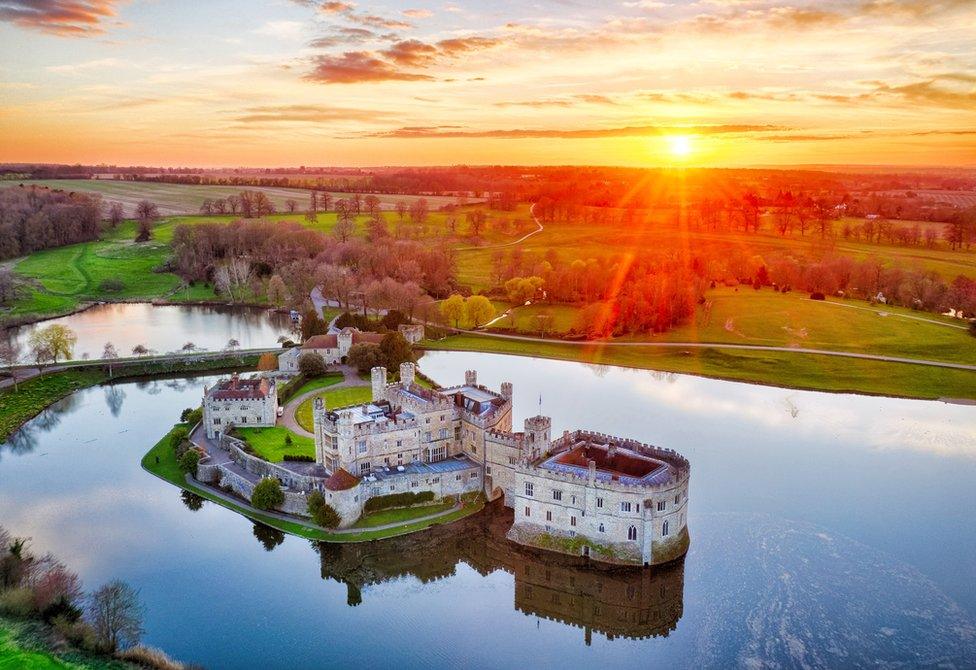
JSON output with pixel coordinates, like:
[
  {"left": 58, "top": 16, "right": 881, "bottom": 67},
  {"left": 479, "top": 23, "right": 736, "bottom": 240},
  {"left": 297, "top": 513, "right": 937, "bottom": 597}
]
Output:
[
  {"left": 421, "top": 333, "right": 976, "bottom": 401},
  {"left": 142, "top": 426, "right": 486, "bottom": 543},
  {"left": 0, "top": 354, "right": 261, "bottom": 442}
]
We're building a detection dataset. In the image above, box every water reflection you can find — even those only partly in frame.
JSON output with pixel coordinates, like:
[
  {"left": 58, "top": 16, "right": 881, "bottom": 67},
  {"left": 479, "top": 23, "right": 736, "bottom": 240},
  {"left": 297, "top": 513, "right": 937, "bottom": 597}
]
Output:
[
  {"left": 5, "top": 303, "right": 293, "bottom": 362},
  {"left": 317, "top": 503, "right": 685, "bottom": 645},
  {"left": 253, "top": 523, "right": 286, "bottom": 552}
]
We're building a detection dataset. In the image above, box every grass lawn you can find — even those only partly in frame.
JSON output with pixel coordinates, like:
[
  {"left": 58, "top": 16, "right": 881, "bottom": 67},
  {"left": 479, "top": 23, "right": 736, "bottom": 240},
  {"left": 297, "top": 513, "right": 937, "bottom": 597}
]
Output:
[
  {"left": 234, "top": 425, "right": 315, "bottom": 461},
  {"left": 351, "top": 501, "right": 455, "bottom": 528},
  {"left": 423, "top": 333, "right": 976, "bottom": 400},
  {"left": 0, "top": 369, "right": 108, "bottom": 442},
  {"left": 0, "top": 617, "right": 126, "bottom": 669},
  {"left": 290, "top": 373, "right": 344, "bottom": 398},
  {"left": 142, "top": 427, "right": 486, "bottom": 542},
  {"left": 295, "top": 386, "right": 372, "bottom": 432}
]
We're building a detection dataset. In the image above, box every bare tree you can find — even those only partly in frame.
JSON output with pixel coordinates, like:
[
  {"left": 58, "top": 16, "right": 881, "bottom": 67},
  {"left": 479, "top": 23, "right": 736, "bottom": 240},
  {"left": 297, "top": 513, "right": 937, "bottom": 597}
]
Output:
[
  {"left": 131, "top": 344, "right": 150, "bottom": 357},
  {"left": 87, "top": 580, "right": 144, "bottom": 651},
  {"left": 135, "top": 200, "right": 159, "bottom": 242},
  {"left": 225, "top": 338, "right": 240, "bottom": 351},
  {"left": 306, "top": 191, "right": 318, "bottom": 223},
  {"left": 0, "top": 339, "right": 22, "bottom": 390},
  {"left": 334, "top": 200, "right": 355, "bottom": 242},
  {"left": 102, "top": 342, "right": 119, "bottom": 378},
  {"left": 107, "top": 201, "right": 125, "bottom": 229},
  {"left": 285, "top": 199, "right": 298, "bottom": 213}
]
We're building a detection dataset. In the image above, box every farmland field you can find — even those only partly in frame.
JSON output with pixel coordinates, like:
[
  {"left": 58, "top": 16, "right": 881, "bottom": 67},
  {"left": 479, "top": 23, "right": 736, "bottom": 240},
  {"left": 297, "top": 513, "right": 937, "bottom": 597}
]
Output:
[{"left": 16, "top": 179, "right": 470, "bottom": 216}]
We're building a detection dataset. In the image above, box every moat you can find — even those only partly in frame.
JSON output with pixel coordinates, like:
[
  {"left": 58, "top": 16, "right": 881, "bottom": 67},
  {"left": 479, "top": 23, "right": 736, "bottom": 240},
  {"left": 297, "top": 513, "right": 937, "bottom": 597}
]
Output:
[{"left": 2, "top": 350, "right": 976, "bottom": 668}]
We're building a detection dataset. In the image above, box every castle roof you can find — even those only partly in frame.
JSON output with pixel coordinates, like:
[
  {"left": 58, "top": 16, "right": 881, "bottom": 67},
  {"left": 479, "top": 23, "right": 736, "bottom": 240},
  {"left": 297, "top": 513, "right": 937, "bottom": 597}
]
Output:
[
  {"left": 210, "top": 375, "right": 272, "bottom": 401},
  {"left": 325, "top": 468, "right": 360, "bottom": 491},
  {"left": 303, "top": 334, "right": 338, "bottom": 349}
]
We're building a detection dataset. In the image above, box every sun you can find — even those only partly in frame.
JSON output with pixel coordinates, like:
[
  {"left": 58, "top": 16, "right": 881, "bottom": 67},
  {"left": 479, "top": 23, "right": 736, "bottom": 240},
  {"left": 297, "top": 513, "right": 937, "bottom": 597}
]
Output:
[{"left": 667, "top": 134, "right": 693, "bottom": 159}]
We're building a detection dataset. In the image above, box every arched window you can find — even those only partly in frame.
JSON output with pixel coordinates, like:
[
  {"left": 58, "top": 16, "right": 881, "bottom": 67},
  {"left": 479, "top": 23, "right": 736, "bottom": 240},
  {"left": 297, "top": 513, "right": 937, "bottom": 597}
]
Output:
[
  {"left": 662, "top": 520, "right": 670, "bottom": 537},
  {"left": 627, "top": 525, "right": 637, "bottom": 541}
]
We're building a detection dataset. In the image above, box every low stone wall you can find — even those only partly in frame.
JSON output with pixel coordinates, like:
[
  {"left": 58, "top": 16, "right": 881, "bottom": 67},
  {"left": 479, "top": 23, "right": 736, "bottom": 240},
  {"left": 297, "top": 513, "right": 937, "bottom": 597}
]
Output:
[
  {"left": 196, "top": 459, "right": 312, "bottom": 518},
  {"left": 506, "top": 523, "right": 643, "bottom": 566}
]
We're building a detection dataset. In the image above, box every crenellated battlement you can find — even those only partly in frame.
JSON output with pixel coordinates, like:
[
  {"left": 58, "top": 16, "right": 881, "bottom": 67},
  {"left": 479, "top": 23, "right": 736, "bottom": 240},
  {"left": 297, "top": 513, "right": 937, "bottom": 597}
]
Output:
[{"left": 550, "top": 430, "right": 691, "bottom": 476}]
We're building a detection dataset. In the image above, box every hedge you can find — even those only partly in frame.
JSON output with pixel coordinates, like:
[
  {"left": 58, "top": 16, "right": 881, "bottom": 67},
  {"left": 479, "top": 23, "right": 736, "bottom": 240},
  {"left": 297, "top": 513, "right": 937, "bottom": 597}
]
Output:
[{"left": 363, "top": 490, "right": 436, "bottom": 513}]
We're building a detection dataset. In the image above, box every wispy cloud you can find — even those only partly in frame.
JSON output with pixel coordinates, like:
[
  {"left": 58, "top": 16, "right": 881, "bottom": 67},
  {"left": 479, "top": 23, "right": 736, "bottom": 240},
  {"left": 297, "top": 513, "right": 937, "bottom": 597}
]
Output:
[
  {"left": 365, "top": 123, "right": 785, "bottom": 139},
  {"left": 0, "top": 0, "right": 122, "bottom": 37}
]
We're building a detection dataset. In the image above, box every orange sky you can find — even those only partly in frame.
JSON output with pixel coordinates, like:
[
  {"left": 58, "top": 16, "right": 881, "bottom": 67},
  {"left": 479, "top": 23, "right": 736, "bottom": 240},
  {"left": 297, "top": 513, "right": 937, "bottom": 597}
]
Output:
[{"left": 0, "top": 0, "right": 974, "bottom": 167}]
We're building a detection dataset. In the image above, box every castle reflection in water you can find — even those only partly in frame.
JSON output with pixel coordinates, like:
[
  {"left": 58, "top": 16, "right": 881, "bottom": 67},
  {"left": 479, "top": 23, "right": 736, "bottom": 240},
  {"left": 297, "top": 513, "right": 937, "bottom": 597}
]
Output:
[{"left": 314, "top": 502, "right": 685, "bottom": 644}]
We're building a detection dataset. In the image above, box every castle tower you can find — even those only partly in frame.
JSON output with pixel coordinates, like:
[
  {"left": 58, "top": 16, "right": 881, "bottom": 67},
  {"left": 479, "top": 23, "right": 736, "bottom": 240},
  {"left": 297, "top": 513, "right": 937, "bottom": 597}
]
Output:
[
  {"left": 523, "top": 415, "right": 552, "bottom": 459},
  {"left": 465, "top": 370, "right": 477, "bottom": 386},
  {"left": 335, "top": 411, "right": 356, "bottom": 470},
  {"left": 313, "top": 397, "right": 326, "bottom": 464},
  {"left": 400, "top": 361, "right": 416, "bottom": 387},
  {"left": 338, "top": 328, "right": 353, "bottom": 356},
  {"left": 371, "top": 366, "right": 387, "bottom": 402},
  {"left": 500, "top": 382, "right": 513, "bottom": 402}
]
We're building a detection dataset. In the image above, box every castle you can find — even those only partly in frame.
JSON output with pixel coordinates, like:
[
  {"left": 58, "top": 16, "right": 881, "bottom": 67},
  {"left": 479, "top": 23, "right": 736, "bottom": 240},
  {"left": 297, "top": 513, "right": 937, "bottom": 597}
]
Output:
[
  {"left": 311, "top": 363, "right": 690, "bottom": 566},
  {"left": 197, "top": 363, "right": 689, "bottom": 566}
]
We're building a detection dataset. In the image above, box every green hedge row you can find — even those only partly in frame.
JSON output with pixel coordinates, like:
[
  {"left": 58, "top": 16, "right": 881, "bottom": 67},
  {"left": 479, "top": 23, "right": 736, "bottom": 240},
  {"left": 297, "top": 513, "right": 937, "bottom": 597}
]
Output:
[{"left": 363, "top": 490, "right": 436, "bottom": 513}]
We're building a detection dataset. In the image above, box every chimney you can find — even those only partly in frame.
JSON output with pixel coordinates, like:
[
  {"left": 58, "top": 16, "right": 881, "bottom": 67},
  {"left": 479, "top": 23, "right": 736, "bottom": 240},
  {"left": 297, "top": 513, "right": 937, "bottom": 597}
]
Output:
[
  {"left": 400, "top": 361, "right": 416, "bottom": 387},
  {"left": 588, "top": 459, "right": 597, "bottom": 483},
  {"left": 465, "top": 370, "right": 477, "bottom": 386}
]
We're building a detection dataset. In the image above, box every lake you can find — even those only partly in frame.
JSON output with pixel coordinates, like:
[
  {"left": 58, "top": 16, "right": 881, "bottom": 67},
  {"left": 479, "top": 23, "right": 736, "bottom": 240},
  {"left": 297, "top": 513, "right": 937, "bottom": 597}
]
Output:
[
  {"left": 4, "top": 303, "right": 294, "bottom": 362},
  {"left": 1, "top": 350, "right": 975, "bottom": 668}
]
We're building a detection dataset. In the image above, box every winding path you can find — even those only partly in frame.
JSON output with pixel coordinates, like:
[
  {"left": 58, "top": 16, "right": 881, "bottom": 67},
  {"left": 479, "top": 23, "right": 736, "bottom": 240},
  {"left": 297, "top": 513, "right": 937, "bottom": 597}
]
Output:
[
  {"left": 454, "top": 203, "right": 544, "bottom": 251},
  {"left": 279, "top": 365, "right": 369, "bottom": 438}
]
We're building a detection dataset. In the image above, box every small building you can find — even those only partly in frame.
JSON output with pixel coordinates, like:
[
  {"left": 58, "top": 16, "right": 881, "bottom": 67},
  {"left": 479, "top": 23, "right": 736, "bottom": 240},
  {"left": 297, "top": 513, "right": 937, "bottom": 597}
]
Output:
[
  {"left": 203, "top": 373, "right": 277, "bottom": 439},
  {"left": 398, "top": 324, "right": 425, "bottom": 344},
  {"left": 278, "top": 327, "right": 385, "bottom": 372}
]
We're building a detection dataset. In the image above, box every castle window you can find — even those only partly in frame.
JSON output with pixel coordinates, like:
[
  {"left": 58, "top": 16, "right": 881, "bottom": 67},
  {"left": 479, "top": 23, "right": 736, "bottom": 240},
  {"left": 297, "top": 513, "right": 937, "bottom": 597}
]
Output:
[
  {"left": 525, "top": 506, "right": 531, "bottom": 517},
  {"left": 486, "top": 466, "right": 492, "bottom": 475},
  {"left": 359, "top": 462, "right": 371, "bottom": 474},
  {"left": 396, "top": 440, "right": 402, "bottom": 448},
  {"left": 596, "top": 497, "right": 603, "bottom": 508},
  {"left": 674, "top": 494, "right": 681, "bottom": 505},
  {"left": 657, "top": 501, "right": 666, "bottom": 512},
  {"left": 552, "top": 490, "right": 562, "bottom": 501},
  {"left": 570, "top": 516, "right": 577, "bottom": 527},
  {"left": 357, "top": 440, "right": 367, "bottom": 454},
  {"left": 546, "top": 510, "right": 552, "bottom": 522},
  {"left": 525, "top": 482, "right": 534, "bottom": 497},
  {"left": 509, "top": 456, "right": 517, "bottom": 465},
  {"left": 662, "top": 520, "right": 670, "bottom": 536},
  {"left": 456, "top": 474, "right": 461, "bottom": 481},
  {"left": 213, "top": 418, "right": 221, "bottom": 425},
  {"left": 628, "top": 526, "right": 638, "bottom": 541},
  {"left": 425, "top": 431, "right": 432, "bottom": 441},
  {"left": 470, "top": 472, "right": 477, "bottom": 479},
  {"left": 620, "top": 502, "right": 632, "bottom": 513},
  {"left": 598, "top": 523, "right": 605, "bottom": 533}
]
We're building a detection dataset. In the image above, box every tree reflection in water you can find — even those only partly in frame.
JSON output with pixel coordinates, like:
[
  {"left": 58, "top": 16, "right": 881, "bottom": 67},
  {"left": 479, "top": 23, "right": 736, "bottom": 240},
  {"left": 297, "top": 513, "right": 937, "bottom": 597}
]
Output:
[
  {"left": 104, "top": 384, "right": 126, "bottom": 417},
  {"left": 315, "top": 501, "right": 685, "bottom": 644},
  {"left": 253, "top": 523, "right": 286, "bottom": 552},
  {"left": 181, "top": 490, "right": 205, "bottom": 512}
]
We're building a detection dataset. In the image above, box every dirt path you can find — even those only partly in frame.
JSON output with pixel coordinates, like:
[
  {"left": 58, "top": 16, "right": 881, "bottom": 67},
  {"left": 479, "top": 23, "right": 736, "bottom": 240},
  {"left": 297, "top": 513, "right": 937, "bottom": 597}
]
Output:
[
  {"left": 279, "top": 366, "right": 369, "bottom": 437},
  {"left": 455, "top": 203, "right": 543, "bottom": 251}
]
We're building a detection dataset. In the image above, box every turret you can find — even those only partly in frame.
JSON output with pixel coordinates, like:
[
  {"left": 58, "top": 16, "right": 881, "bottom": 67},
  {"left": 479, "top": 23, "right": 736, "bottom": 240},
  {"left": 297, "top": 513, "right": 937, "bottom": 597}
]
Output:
[
  {"left": 371, "top": 366, "right": 387, "bottom": 401},
  {"left": 400, "top": 361, "right": 416, "bottom": 387},
  {"left": 465, "top": 370, "right": 477, "bottom": 386},
  {"left": 500, "top": 382, "right": 513, "bottom": 402},
  {"left": 523, "top": 415, "right": 552, "bottom": 459}
]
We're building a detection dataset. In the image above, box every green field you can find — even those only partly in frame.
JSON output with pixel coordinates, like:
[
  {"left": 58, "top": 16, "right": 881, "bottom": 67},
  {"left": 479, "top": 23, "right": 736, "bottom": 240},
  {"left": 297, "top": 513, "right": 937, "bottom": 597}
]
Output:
[
  {"left": 295, "top": 386, "right": 373, "bottom": 433},
  {"left": 235, "top": 425, "right": 315, "bottom": 462},
  {"left": 351, "top": 501, "right": 455, "bottom": 529},
  {"left": 18, "top": 179, "right": 465, "bottom": 216},
  {"left": 0, "top": 617, "right": 128, "bottom": 669},
  {"left": 423, "top": 333, "right": 976, "bottom": 400}
]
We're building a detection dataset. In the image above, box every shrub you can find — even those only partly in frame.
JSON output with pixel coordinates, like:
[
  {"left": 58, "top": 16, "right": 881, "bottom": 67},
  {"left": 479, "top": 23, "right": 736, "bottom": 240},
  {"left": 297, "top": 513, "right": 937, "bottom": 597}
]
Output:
[
  {"left": 41, "top": 595, "right": 82, "bottom": 624},
  {"left": 307, "top": 491, "right": 341, "bottom": 529},
  {"left": 169, "top": 426, "right": 189, "bottom": 450},
  {"left": 251, "top": 478, "right": 284, "bottom": 511},
  {"left": 98, "top": 278, "right": 125, "bottom": 293},
  {"left": 177, "top": 449, "right": 200, "bottom": 474},
  {"left": 347, "top": 343, "right": 385, "bottom": 375},
  {"left": 117, "top": 645, "right": 186, "bottom": 670},
  {"left": 0, "top": 586, "right": 37, "bottom": 617},
  {"left": 380, "top": 310, "right": 409, "bottom": 330},
  {"left": 283, "top": 454, "right": 314, "bottom": 462},
  {"left": 363, "top": 490, "right": 436, "bottom": 513},
  {"left": 298, "top": 352, "right": 328, "bottom": 377},
  {"left": 52, "top": 616, "right": 100, "bottom": 652},
  {"left": 180, "top": 407, "right": 202, "bottom": 425},
  {"left": 810, "top": 291, "right": 826, "bottom": 300}
]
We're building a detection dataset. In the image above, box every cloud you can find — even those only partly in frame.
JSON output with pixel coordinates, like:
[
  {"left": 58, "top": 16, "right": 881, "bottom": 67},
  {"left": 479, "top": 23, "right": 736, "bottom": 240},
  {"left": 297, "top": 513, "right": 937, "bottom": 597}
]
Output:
[
  {"left": 304, "top": 51, "right": 434, "bottom": 83},
  {"left": 319, "top": 1, "right": 355, "bottom": 13},
  {"left": 380, "top": 39, "right": 439, "bottom": 66},
  {"left": 45, "top": 57, "right": 123, "bottom": 73},
  {"left": 365, "top": 123, "right": 785, "bottom": 139},
  {"left": 402, "top": 8, "right": 432, "bottom": 18},
  {"left": 0, "top": 0, "right": 122, "bottom": 36},
  {"left": 254, "top": 20, "right": 305, "bottom": 39},
  {"left": 233, "top": 104, "right": 396, "bottom": 124}
]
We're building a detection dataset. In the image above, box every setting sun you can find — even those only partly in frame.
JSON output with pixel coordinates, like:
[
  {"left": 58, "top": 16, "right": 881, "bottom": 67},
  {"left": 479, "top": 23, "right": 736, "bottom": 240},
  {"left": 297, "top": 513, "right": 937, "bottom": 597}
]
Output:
[{"left": 668, "top": 135, "right": 693, "bottom": 159}]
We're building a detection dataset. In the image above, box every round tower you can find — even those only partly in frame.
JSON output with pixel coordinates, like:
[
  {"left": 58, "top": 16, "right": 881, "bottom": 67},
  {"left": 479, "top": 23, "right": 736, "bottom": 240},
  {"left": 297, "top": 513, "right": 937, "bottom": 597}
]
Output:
[
  {"left": 371, "top": 366, "right": 387, "bottom": 401},
  {"left": 400, "top": 361, "right": 416, "bottom": 387}
]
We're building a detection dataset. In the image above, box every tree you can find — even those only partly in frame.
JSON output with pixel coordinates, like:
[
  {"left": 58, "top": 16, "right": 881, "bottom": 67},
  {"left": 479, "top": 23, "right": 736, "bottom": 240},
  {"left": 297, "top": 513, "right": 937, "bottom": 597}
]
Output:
[
  {"left": 306, "top": 191, "right": 318, "bottom": 223},
  {"left": 256, "top": 352, "right": 278, "bottom": 371},
  {"left": 131, "top": 344, "right": 150, "bottom": 357},
  {"left": 177, "top": 449, "right": 200, "bottom": 474},
  {"left": 409, "top": 198, "right": 429, "bottom": 225},
  {"left": 225, "top": 338, "right": 240, "bottom": 352},
  {"left": 251, "top": 478, "right": 284, "bottom": 511},
  {"left": 300, "top": 308, "right": 328, "bottom": 341},
  {"left": 286, "top": 199, "right": 298, "bottom": 213},
  {"left": 180, "top": 407, "right": 202, "bottom": 424},
  {"left": 307, "top": 491, "right": 341, "bottom": 529},
  {"left": 134, "top": 200, "right": 158, "bottom": 242},
  {"left": 395, "top": 200, "right": 408, "bottom": 223},
  {"left": 298, "top": 351, "right": 328, "bottom": 377},
  {"left": 440, "top": 294, "right": 466, "bottom": 328},
  {"left": 0, "top": 268, "right": 19, "bottom": 306},
  {"left": 347, "top": 343, "right": 385, "bottom": 375},
  {"left": 380, "top": 332, "right": 414, "bottom": 373},
  {"left": 0, "top": 340, "right": 21, "bottom": 391},
  {"left": 465, "top": 295, "right": 495, "bottom": 328},
  {"left": 29, "top": 324, "right": 76, "bottom": 364},
  {"left": 181, "top": 342, "right": 197, "bottom": 353},
  {"left": 102, "top": 342, "right": 119, "bottom": 377},
  {"left": 267, "top": 274, "right": 288, "bottom": 307},
  {"left": 107, "top": 201, "right": 125, "bottom": 229},
  {"left": 87, "top": 580, "right": 144, "bottom": 652},
  {"left": 334, "top": 200, "right": 355, "bottom": 242}
]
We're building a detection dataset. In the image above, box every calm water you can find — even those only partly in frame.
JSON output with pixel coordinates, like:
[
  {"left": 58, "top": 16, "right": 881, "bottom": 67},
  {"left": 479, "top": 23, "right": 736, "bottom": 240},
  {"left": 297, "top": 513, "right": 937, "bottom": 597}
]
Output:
[
  {"left": 1, "top": 351, "right": 975, "bottom": 668},
  {"left": 5, "top": 303, "right": 294, "bottom": 362}
]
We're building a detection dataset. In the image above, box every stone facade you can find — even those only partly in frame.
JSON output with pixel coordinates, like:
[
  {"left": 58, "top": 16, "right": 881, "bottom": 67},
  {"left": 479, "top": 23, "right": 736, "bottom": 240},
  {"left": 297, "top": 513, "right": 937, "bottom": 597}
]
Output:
[
  {"left": 203, "top": 373, "right": 277, "bottom": 439},
  {"left": 278, "top": 327, "right": 384, "bottom": 372},
  {"left": 397, "top": 324, "right": 425, "bottom": 344}
]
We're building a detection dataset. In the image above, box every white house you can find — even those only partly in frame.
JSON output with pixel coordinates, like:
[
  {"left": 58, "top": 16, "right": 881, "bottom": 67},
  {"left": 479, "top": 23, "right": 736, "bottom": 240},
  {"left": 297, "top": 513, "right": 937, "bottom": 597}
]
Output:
[{"left": 203, "top": 373, "right": 278, "bottom": 439}]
